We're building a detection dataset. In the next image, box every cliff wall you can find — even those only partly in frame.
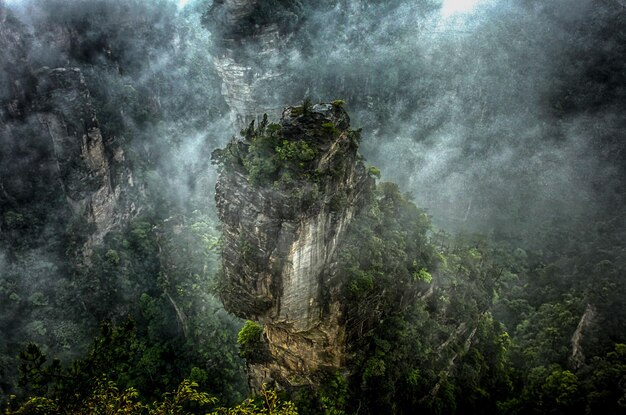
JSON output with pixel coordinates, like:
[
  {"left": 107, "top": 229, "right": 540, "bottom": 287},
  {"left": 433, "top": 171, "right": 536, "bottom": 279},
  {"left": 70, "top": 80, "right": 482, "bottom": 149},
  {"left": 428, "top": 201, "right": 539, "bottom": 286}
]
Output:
[
  {"left": 206, "top": 0, "right": 302, "bottom": 127},
  {"left": 215, "top": 102, "right": 373, "bottom": 390}
]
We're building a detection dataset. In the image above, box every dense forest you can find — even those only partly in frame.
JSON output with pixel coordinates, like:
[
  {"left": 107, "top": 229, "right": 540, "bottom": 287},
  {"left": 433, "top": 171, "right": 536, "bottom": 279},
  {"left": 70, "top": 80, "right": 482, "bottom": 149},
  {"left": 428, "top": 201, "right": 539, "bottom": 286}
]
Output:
[{"left": 1, "top": 0, "right": 625, "bottom": 414}]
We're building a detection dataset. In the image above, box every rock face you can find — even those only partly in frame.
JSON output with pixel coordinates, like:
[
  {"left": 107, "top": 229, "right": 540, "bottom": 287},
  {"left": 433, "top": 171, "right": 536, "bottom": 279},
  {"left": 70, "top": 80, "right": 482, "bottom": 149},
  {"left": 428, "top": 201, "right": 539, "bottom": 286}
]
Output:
[
  {"left": 0, "top": 4, "right": 138, "bottom": 263},
  {"left": 570, "top": 303, "right": 597, "bottom": 370},
  {"left": 0, "top": 4, "right": 32, "bottom": 120},
  {"left": 33, "top": 68, "right": 122, "bottom": 246},
  {"left": 215, "top": 103, "right": 373, "bottom": 390},
  {"left": 207, "top": 0, "right": 302, "bottom": 127},
  {"left": 0, "top": 64, "right": 133, "bottom": 256}
]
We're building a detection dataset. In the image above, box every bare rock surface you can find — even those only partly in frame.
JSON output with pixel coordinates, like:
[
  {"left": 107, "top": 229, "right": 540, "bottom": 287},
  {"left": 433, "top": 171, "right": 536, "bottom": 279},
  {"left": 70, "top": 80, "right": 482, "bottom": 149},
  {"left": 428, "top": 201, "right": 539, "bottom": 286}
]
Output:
[{"left": 215, "top": 103, "right": 373, "bottom": 390}]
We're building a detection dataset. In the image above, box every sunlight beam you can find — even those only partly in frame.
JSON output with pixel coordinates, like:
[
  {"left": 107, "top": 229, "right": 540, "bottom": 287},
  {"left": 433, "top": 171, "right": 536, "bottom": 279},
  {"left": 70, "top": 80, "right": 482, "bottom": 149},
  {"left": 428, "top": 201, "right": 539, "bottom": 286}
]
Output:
[{"left": 441, "top": 0, "right": 483, "bottom": 17}]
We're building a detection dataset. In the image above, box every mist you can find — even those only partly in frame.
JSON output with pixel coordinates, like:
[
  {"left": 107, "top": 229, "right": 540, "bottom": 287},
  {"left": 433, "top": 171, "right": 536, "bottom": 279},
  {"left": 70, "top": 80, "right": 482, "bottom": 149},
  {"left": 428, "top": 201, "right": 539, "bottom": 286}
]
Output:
[
  {"left": 243, "top": 0, "right": 625, "bottom": 239},
  {"left": 0, "top": 0, "right": 243, "bottom": 401},
  {"left": 1, "top": 0, "right": 625, "bottom": 411},
  {"left": 4, "top": 0, "right": 621, "bottom": 237}
]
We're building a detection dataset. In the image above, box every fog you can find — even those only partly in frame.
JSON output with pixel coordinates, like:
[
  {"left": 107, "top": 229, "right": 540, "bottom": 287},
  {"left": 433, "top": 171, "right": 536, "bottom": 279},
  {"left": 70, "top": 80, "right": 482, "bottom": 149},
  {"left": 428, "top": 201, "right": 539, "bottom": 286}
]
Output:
[
  {"left": 252, "top": 0, "right": 625, "bottom": 238},
  {"left": 4, "top": 0, "right": 622, "bottom": 238},
  {"left": 0, "top": 0, "right": 624, "bottom": 406}
]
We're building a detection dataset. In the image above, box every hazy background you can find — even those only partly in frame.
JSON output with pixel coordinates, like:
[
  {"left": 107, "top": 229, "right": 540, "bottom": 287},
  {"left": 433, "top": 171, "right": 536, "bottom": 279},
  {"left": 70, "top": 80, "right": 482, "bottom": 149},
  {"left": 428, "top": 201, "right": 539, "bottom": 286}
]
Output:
[
  {"left": 3, "top": 0, "right": 624, "bottom": 238},
  {"left": 263, "top": 0, "right": 625, "bottom": 241}
]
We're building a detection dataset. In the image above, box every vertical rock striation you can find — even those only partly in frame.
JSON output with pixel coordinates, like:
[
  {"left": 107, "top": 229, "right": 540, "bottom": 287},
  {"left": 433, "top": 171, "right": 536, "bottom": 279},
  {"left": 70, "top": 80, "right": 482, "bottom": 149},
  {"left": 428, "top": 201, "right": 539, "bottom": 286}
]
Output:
[
  {"left": 0, "top": 64, "right": 133, "bottom": 257},
  {"left": 215, "top": 103, "right": 373, "bottom": 390},
  {"left": 206, "top": 0, "right": 302, "bottom": 127},
  {"left": 33, "top": 68, "right": 120, "bottom": 247},
  {"left": 570, "top": 303, "right": 597, "bottom": 370}
]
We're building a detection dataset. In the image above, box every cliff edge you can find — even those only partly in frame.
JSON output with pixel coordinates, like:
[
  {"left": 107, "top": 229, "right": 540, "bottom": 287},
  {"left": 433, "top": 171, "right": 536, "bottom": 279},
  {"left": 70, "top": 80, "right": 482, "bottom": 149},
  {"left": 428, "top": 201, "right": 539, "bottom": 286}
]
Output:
[{"left": 213, "top": 101, "right": 373, "bottom": 390}]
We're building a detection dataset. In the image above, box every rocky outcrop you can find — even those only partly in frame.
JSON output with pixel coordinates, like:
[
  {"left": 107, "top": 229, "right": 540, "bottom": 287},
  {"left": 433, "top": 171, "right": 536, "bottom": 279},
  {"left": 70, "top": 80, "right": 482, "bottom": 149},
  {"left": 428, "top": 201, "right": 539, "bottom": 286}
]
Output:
[
  {"left": 207, "top": 0, "right": 302, "bottom": 127},
  {"left": 0, "top": 64, "right": 134, "bottom": 257},
  {"left": 0, "top": 3, "right": 137, "bottom": 261},
  {"left": 215, "top": 103, "right": 373, "bottom": 390},
  {"left": 32, "top": 67, "right": 122, "bottom": 248},
  {"left": 570, "top": 303, "right": 597, "bottom": 370},
  {"left": 0, "top": 4, "right": 33, "bottom": 120}
]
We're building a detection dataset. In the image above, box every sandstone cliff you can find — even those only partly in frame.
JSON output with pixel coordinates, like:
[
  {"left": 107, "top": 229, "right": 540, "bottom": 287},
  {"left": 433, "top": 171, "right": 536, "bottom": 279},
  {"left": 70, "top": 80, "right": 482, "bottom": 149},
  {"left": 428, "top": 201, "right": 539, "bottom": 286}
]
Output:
[
  {"left": 34, "top": 68, "right": 127, "bottom": 247},
  {"left": 214, "top": 102, "right": 373, "bottom": 390},
  {"left": 206, "top": 0, "right": 302, "bottom": 127},
  {"left": 1, "top": 65, "right": 134, "bottom": 258}
]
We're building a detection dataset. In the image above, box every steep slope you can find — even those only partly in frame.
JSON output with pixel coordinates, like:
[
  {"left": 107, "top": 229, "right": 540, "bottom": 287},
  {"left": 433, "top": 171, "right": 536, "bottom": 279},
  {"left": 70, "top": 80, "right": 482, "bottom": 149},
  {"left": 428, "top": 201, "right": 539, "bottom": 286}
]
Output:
[
  {"left": 0, "top": 2, "right": 246, "bottom": 404},
  {"left": 32, "top": 68, "right": 129, "bottom": 250},
  {"left": 0, "top": 3, "right": 135, "bottom": 258},
  {"left": 205, "top": 0, "right": 302, "bottom": 126},
  {"left": 1, "top": 67, "right": 131, "bottom": 258},
  {"left": 213, "top": 102, "right": 514, "bottom": 414},
  {"left": 214, "top": 102, "right": 373, "bottom": 390}
]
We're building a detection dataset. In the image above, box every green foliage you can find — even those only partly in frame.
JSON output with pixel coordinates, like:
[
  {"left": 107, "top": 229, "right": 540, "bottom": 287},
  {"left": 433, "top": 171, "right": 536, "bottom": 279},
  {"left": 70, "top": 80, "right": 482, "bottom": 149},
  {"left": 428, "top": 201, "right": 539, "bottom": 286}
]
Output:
[
  {"left": 412, "top": 267, "right": 432, "bottom": 283},
  {"left": 237, "top": 321, "right": 263, "bottom": 359},
  {"left": 105, "top": 249, "right": 120, "bottom": 265},
  {"left": 340, "top": 181, "right": 433, "bottom": 305},
  {"left": 331, "top": 100, "right": 346, "bottom": 108},
  {"left": 218, "top": 116, "right": 321, "bottom": 188},
  {"left": 542, "top": 370, "right": 578, "bottom": 407},
  {"left": 17, "top": 344, "right": 58, "bottom": 398},
  {"left": 237, "top": 321, "right": 263, "bottom": 346},
  {"left": 363, "top": 358, "right": 386, "bottom": 381},
  {"left": 321, "top": 122, "right": 340, "bottom": 139},
  {"left": 6, "top": 378, "right": 218, "bottom": 415},
  {"left": 319, "top": 373, "right": 348, "bottom": 415},
  {"left": 366, "top": 166, "right": 381, "bottom": 179},
  {"left": 335, "top": 183, "right": 518, "bottom": 414},
  {"left": 77, "top": 377, "right": 145, "bottom": 415},
  {"left": 11, "top": 321, "right": 137, "bottom": 411},
  {"left": 275, "top": 140, "right": 317, "bottom": 163},
  {"left": 211, "top": 141, "right": 243, "bottom": 170},
  {"left": 151, "top": 380, "right": 217, "bottom": 415},
  {"left": 290, "top": 106, "right": 304, "bottom": 117},
  {"left": 583, "top": 343, "right": 626, "bottom": 413},
  {"left": 9, "top": 321, "right": 246, "bottom": 413},
  {"left": 289, "top": 98, "right": 314, "bottom": 118},
  {"left": 7, "top": 208, "right": 247, "bottom": 406},
  {"left": 5, "top": 396, "right": 59, "bottom": 415},
  {"left": 240, "top": 123, "right": 281, "bottom": 186},
  {"left": 338, "top": 182, "right": 434, "bottom": 412},
  {"left": 8, "top": 379, "right": 298, "bottom": 415},
  {"left": 211, "top": 386, "right": 298, "bottom": 415},
  {"left": 347, "top": 129, "right": 362, "bottom": 147},
  {"left": 2, "top": 5, "right": 625, "bottom": 408},
  {"left": 302, "top": 97, "right": 313, "bottom": 115}
]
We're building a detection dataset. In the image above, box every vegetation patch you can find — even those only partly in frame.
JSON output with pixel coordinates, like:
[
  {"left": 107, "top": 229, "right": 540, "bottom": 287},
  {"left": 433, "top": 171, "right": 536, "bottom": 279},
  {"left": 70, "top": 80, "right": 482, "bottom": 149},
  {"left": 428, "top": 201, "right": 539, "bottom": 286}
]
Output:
[
  {"left": 213, "top": 114, "right": 324, "bottom": 189},
  {"left": 237, "top": 320, "right": 263, "bottom": 360}
]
